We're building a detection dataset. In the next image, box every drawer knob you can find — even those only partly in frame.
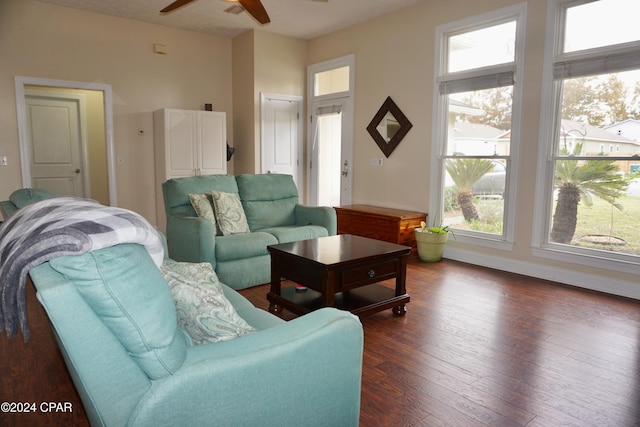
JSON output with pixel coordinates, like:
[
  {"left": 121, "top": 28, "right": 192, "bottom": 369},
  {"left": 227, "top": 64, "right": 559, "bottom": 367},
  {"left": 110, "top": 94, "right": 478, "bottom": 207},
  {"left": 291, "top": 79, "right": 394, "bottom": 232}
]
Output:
[{"left": 368, "top": 269, "right": 375, "bottom": 278}]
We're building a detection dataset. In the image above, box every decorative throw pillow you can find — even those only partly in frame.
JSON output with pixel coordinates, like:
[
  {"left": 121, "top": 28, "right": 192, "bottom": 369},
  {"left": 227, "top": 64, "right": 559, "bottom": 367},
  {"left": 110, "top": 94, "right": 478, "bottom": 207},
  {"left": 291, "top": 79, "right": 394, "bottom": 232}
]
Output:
[
  {"left": 160, "top": 258, "right": 256, "bottom": 344},
  {"left": 189, "top": 193, "right": 218, "bottom": 236},
  {"left": 211, "top": 191, "right": 250, "bottom": 235}
]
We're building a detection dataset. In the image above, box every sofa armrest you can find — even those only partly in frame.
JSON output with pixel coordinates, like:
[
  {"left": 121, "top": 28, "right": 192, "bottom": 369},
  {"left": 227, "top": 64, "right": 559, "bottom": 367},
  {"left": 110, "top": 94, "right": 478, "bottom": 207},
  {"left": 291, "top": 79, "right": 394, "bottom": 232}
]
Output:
[
  {"left": 166, "top": 215, "right": 216, "bottom": 267},
  {"left": 294, "top": 205, "right": 337, "bottom": 235},
  {"left": 0, "top": 200, "right": 18, "bottom": 219},
  {"left": 129, "top": 308, "right": 363, "bottom": 427}
]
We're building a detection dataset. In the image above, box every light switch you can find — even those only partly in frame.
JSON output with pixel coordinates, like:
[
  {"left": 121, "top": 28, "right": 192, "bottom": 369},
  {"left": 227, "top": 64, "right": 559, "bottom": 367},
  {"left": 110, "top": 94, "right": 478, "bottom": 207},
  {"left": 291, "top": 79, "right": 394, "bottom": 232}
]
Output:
[
  {"left": 153, "top": 44, "right": 167, "bottom": 55},
  {"left": 0, "top": 156, "right": 7, "bottom": 166}
]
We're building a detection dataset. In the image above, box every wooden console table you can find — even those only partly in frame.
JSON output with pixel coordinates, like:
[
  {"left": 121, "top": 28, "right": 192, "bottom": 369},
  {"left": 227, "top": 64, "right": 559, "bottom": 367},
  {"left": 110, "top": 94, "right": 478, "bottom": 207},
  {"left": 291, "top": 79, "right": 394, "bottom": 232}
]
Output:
[{"left": 335, "top": 205, "right": 427, "bottom": 253}]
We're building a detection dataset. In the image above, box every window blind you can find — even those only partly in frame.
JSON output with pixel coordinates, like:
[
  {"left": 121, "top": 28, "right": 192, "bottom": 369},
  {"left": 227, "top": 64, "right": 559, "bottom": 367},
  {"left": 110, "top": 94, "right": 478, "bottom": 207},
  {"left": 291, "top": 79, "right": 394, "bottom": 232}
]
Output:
[
  {"left": 438, "top": 67, "right": 515, "bottom": 95},
  {"left": 315, "top": 105, "right": 342, "bottom": 116},
  {"left": 554, "top": 49, "right": 640, "bottom": 79}
]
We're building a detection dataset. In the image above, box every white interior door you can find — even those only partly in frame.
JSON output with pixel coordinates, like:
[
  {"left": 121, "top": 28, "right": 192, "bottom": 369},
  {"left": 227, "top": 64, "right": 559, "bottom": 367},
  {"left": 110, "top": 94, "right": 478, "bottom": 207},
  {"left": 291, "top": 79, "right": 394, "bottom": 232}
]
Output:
[
  {"left": 25, "top": 92, "right": 87, "bottom": 197},
  {"left": 261, "top": 93, "right": 302, "bottom": 188}
]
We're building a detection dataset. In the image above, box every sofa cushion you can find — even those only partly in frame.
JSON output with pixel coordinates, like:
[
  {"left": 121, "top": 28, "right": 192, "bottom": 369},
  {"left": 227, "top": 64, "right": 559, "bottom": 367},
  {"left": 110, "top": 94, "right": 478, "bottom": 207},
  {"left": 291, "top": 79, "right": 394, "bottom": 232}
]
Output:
[
  {"left": 236, "top": 174, "right": 298, "bottom": 230},
  {"left": 9, "top": 188, "right": 55, "bottom": 208},
  {"left": 163, "top": 174, "right": 238, "bottom": 214},
  {"left": 214, "top": 231, "right": 277, "bottom": 261},
  {"left": 260, "top": 225, "right": 329, "bottom": 244},
  {"left": 49, "top": 244, "right": 188, "bottom": 380},
  {"left": 189, "top": 193, "right": 218, "bottom": 236},
  {"left": 211, "top": 191, "right": 250, "bottom": 235},
  {"left": 160, "top": 258, "right": 256, "bottom": 344}
]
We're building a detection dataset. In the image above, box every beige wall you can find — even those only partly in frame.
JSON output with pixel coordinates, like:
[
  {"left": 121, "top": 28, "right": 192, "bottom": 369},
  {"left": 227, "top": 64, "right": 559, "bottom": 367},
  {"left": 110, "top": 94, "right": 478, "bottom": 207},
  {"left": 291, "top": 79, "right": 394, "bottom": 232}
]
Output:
[
  {"left": 232, "top": 30, "right": 307, "bottom": 179},
  {"left": 307, "top": 0, "right": 639, "bottom": 297},
  {"left": 0, "top": 0, "right": 232, "bottom": 224},
  {"left": 231, "top": 31, "right": 255, "bottom": 176}
]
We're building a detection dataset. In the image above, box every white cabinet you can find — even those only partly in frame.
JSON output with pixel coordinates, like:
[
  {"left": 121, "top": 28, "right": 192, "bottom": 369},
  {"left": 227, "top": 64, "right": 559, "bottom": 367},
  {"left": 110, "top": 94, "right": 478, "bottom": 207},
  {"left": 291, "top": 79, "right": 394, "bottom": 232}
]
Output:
[
  {"left": 154, "top": 108, "right": 227, "bottom": 178},
  {"left": 154, "top": 108, "right": 227, "bottom": 230}
]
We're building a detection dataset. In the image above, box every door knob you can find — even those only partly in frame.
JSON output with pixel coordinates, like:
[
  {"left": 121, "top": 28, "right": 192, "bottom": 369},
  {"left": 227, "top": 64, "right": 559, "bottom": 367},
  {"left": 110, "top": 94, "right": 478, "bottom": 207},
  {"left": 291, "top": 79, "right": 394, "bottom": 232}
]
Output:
[{"left": 74, "top": 169, "right": 80, "bottom": 174}]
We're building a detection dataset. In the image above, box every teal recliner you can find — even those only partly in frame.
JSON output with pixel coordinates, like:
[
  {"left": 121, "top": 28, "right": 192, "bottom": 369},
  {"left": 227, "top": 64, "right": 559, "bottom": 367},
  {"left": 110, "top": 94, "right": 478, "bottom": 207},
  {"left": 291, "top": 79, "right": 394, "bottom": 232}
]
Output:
[
  {"left": 29, "top": 243, "right": 363, "bottom": 427},
  {"left": 0, "top": 188, "right": 55, "bottom": 219},
  {"left": 162, "top": 174, "right": 337, "bottom": 290}
]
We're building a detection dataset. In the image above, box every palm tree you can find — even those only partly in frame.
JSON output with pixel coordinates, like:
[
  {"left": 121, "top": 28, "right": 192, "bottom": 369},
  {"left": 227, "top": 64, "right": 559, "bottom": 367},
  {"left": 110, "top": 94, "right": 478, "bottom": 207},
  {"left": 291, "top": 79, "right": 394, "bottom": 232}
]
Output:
[
  {"left": 446, "top": 158, "right": 494, "bottom": 222},
  {"left": 551, "top": 143, "right": 629, "bottom": 244}
]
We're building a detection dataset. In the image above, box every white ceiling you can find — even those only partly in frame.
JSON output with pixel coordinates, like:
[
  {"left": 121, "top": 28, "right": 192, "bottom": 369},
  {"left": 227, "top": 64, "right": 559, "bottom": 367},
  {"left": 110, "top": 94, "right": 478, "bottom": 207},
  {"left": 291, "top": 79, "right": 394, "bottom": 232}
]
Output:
[{"left": 35, "top": 0, "right": 424, "bottom": 40}]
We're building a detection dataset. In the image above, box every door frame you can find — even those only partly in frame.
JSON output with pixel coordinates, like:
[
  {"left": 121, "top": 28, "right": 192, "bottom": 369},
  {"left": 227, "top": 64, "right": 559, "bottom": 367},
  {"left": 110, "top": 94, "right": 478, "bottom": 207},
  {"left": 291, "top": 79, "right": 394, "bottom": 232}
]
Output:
[
  {"left": 25, "top": 88, "right": 90, "bottom": 198},
  {"left": 260, "top": 92, "right": 303, "bottom": 188},
  {"left": 15, "top": 76, "right": 118, "bottom": 206},
  {"left": 306, "top": 54, "right": 355, "bottom": 206}
]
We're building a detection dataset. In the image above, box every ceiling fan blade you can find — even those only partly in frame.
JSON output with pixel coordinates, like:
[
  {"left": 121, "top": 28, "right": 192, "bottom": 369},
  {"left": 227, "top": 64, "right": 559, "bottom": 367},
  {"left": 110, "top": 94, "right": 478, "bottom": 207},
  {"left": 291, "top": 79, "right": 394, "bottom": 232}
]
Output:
[
  {"left": 160, "top": 0, "right": 197, "bottom": 13},
  {"left": 237, "top": 0, "right": 270, "bottom": 24}
]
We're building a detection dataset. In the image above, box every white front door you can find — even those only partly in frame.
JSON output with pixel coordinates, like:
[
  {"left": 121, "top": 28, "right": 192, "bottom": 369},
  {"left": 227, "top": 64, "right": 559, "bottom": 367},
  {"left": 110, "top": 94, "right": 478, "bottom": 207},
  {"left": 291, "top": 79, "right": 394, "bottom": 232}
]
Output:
[
  {"left": 309, "top": 98, "right": 353, "bottom": 207},
  {"left": 261, "top": 93, "right": 302, "bottom": 188},
  {"left": 25, "top": 91, "right": 87, "bottom": 197}
]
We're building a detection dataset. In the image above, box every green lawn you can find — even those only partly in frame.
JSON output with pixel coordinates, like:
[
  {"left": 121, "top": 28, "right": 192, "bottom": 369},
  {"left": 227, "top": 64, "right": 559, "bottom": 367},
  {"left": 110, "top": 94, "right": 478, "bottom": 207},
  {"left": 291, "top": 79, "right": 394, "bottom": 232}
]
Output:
[
  {"left": 446, "top": 194, "right": 640, "bottom": 256},
  {"left": 571, "top": 195, "right": 640, "bottom": 255}
]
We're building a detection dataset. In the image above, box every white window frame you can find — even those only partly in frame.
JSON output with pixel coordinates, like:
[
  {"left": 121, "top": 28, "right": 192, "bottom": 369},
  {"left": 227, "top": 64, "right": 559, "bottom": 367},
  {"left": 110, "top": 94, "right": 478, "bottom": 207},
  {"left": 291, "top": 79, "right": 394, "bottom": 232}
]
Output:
[
  {"left": 532, "top": 0, "right": 640, "bottom": 274},
  {"left": 430, "top": 3, "right": 527, "bottom": 251}
]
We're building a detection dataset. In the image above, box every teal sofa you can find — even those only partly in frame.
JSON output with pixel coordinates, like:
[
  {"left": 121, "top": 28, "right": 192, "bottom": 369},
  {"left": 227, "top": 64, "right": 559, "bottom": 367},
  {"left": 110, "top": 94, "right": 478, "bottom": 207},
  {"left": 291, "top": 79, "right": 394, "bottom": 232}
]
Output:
[
  {"left": 0, "top": 188, "right": 55, "bottom": 219},
  {"left": 29, "top": 243, "right": 363, "bottom": 427},
  {"left": 162, "top": 174, "right": 336, "bottom": 290}
]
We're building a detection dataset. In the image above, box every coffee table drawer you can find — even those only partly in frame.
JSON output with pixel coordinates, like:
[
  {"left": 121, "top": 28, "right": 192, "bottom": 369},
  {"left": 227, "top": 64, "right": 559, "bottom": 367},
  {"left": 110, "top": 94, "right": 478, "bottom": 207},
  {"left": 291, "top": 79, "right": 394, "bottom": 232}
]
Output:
[{"left": 341, "top": 259, "right": 398, "bottom": 289}]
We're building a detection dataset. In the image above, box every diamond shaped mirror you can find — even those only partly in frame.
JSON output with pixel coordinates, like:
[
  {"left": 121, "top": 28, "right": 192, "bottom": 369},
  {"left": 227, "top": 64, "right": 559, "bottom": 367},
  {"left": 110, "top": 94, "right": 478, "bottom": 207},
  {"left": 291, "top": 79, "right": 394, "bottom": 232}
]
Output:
[{"left": 366, "top": 96, "right": 413, "bottom": 158}]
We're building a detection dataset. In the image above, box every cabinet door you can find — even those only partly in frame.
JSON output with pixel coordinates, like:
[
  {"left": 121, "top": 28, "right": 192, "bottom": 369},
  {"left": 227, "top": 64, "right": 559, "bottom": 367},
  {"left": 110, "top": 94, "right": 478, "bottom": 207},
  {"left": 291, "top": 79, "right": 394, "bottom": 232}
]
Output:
[
  {"left": 166, "top": 110, "right": 197, "bottom": 177},
  {"left": 198, "top": 111, "right": 227, "bottom": 175}
]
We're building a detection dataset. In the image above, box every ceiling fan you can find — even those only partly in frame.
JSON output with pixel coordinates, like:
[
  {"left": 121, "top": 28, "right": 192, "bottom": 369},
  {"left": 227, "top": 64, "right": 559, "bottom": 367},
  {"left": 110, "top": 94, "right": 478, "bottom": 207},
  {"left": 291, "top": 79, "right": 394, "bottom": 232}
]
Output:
[
  {"left": 161, "top": 0, "right": 271, "bottom": 24},
  {"left": 160, "top": 0, "right": 328, "bottom": 25}
]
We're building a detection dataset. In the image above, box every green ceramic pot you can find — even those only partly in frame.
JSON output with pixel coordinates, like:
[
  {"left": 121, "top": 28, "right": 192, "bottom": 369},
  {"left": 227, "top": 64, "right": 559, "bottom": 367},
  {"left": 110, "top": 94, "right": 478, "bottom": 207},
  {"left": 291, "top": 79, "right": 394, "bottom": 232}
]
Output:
[{"left": 415, "top": 229, "right": 448, "bottom": 262}]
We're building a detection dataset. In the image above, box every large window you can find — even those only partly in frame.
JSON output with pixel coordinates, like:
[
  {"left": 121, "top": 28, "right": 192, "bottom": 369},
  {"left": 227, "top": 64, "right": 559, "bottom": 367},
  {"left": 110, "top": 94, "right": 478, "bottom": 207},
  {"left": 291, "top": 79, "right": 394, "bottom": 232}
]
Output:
[
  {"left": 431, "top": 5, "right": 525, "bottom": 248},
  {"left": 534, "top": 0, "right": 640, "bottom": 270}
]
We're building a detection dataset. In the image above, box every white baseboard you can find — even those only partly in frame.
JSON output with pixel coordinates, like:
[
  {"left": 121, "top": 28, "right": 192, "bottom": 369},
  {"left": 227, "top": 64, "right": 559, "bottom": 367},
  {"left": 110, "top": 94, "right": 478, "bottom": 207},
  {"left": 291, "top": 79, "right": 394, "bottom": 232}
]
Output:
[{"left": 443, "top": 246, "right": 640, "bottom": 301}]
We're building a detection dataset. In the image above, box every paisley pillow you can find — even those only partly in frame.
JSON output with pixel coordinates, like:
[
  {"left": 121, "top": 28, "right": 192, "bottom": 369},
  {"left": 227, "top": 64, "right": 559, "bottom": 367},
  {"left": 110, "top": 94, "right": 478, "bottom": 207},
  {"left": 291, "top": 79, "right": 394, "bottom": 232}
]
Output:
[
  {"left": 211, "top": 191, "right": 250, "bottom": 235},
  {"left": 188, "top": 193, "right": 218, "bottom": 236},
  {"left": 160, "top": 258, "right": 256, "bottom": 344}
]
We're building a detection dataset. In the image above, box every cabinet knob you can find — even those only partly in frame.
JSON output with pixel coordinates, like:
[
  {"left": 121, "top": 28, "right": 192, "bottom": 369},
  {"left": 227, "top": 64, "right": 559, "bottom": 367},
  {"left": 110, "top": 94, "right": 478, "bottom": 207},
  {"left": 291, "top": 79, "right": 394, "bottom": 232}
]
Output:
[{"left": 368, "top": 270, "right": 375, "bottom": 278}]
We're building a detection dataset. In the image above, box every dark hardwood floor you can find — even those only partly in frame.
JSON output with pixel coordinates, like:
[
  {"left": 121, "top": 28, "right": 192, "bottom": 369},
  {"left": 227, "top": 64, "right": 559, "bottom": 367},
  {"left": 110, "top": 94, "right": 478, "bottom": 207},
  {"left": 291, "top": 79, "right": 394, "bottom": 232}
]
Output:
[{"left": 2, "top": 257, "right": 639, "bottom": 426}]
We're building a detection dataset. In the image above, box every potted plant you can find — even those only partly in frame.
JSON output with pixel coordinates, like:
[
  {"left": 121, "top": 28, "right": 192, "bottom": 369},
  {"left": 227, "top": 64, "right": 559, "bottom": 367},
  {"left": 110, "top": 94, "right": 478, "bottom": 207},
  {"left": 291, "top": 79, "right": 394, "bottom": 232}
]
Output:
[{"left": 414, "top": 221, "right": 452, "bottom": 263}]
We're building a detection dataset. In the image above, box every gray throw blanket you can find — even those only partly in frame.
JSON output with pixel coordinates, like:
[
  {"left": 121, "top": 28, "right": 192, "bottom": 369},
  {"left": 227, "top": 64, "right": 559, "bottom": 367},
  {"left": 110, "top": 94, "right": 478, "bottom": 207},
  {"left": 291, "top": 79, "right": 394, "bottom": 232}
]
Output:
[{"left": 0, "top": 197, "right": 164, "bottom": 341}]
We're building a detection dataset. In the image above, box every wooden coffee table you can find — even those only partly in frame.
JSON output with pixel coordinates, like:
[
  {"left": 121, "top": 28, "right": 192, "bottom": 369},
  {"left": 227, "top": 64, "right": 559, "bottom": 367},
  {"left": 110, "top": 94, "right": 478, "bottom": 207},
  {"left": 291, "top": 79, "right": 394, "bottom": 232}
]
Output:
[{"left": 267, "top": 234, "right": 410, "bottom": 317}]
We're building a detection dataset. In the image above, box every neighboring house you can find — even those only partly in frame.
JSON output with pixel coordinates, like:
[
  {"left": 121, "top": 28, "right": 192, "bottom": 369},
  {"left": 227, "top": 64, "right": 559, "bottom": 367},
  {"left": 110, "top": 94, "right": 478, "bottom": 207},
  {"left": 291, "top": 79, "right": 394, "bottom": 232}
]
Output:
[
  {"left": 451, "top": 120, "right": 507, "bottom": 155},
  {"left": 604, "top": 119, "right": 640, "bottom": 143},
  {"left": 560, "top": 118, "right": 640, "bottom": 156}
]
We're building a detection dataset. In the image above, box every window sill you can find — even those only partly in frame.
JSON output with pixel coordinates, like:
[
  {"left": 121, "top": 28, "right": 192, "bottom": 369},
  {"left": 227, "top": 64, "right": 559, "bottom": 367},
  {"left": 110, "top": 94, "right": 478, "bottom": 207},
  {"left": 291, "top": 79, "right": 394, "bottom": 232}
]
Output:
[
  {"left": 449, "top": 233, "right": 515, "bottom": 251},
  {"left": 532, "top": 246, "right": 639, "bottom": 275}
]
